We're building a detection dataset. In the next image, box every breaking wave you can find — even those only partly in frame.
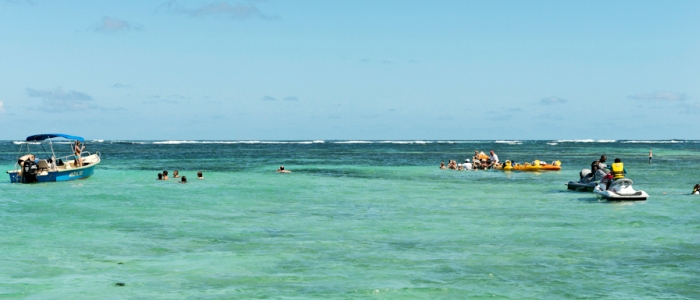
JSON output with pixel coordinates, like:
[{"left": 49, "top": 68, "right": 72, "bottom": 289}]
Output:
[
  {"left": 554, "top": 139, "right": 616, "bottom": 143},
  {"left": 495, "top": 140, "right": 522, "bottom": 145},
  {"left": 620, "top": 140, "right": 684, "bottom": 144}
]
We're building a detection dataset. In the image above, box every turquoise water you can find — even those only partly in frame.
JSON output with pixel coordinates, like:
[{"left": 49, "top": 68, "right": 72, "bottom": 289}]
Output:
[{"left": 1, "top": 140, "right": 698, "bottom": 299}]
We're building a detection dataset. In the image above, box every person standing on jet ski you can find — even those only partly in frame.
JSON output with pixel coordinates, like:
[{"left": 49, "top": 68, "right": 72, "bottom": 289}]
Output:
[{"left": 611, "top": 158, "right": 626, "bottom": 180}]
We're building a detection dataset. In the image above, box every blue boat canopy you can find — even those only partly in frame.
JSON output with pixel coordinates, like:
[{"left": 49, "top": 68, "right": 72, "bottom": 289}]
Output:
[{"left": 26, "top": 134, "right": 85, "bottom": 142}]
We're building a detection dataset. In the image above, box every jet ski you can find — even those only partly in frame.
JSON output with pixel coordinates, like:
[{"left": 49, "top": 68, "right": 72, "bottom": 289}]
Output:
[
  {"left": 593, "top": 178, "right": 648, "bottom": 201},
  {"left": 567, "top": 168, "right": 606, "bottom": 192}
]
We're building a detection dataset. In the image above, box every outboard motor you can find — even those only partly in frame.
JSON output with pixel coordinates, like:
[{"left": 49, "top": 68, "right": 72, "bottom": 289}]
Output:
[{"left": 21, "top": 160, "right": 39, "bottom": 183}]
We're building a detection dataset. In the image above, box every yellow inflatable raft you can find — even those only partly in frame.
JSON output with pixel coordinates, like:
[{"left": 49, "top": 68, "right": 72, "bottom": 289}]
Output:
[{"left": 507, "top": 160, "right": 562, "bottom": 171}]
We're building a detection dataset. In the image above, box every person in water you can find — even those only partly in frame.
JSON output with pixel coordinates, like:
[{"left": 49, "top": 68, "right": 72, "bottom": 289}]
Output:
[
  {"left": 157, "top": 173, "right": 163, "bottom": 180},
  {"left": 73, "top": 141, "right": 85, "bottom": 167},
  {"left": 276, "top": 166, "right": 291, "bottom": 173},
  {"left": 448, "top": 160, "right": 458, "bottom": 170},
  {"left": 180, "top": 176, "right": 187, "bottom": 184},
  {"left": 197, "top": 171, "right": 204, "bottom": 179},
  {"left": 162, "top": 170, "right": 169, "bottom": 180},
  {"left": 440, "top": 162, "right": 446, "bottom": 169},
  {"left": 611, "top": 158, "right": 626, "bottom": 180},
  {"left": 692, "top": 184, "right": 700, "bottom": 194},
  {"left": 173, "top": 170, "right": 180, "bottom": 178},
  {"left": 463, "top": 159, "right": 473, "bottom": 170},
  {"left": 649, "top": 149, "right": 653, "bottom": 164}
]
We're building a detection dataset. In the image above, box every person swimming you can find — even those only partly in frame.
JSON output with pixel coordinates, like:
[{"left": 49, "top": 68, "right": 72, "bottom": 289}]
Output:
[
  {"left": 276, "top": 166, "right": 291, "bottom": 173},
  {"left": 162, "top": 170, "right": 169, "bottom": 180},
  {"left": 692, "top": 184, "right": 700, "bottom": 195},
  {"left": 197, "top": 171, "right": 204, "bottom": 179},
  {"left": 180, "top": 176, "right": 187, "bottom": 184},
  {"left": 157, "top": 173, "right": 163, "bottom": 180}
]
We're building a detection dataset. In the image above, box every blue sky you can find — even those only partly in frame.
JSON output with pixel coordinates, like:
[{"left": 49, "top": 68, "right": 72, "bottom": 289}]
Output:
[{"left": 0, "top": 0, "right": 698, "bottom": 140}]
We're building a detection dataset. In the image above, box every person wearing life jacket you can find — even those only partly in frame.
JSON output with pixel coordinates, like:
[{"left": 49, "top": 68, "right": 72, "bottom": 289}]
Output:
[{"left": 611, "top": 158, "right": 626, "bottom": 180}]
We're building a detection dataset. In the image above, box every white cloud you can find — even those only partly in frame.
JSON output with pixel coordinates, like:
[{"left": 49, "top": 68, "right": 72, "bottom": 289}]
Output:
[
  {"left": 0, "top": 101, "right": 4, "bottom": 113},
  {"left": 25, "top": 87, "right": 97, "bottom": 111},
  {"left": 5, "top": 0, "right": 35, "bottom": 4},
  {"left": 627, "top": 91, "right": 689, "bottom": 101},
  {"left": 112, "top": 83, "right": 130, "bottom": 88},
  {"left": 540, "top": 96, "right": 567, "bottom": 105},
  {"left": 96, "top": 17, "right": 143, "bottom": 33},
  {"left": 262, "top": 96, "right": 276, "bottom": 101},
  {"left": 163, "top": 1, "right": 277, "bottom": 20}
]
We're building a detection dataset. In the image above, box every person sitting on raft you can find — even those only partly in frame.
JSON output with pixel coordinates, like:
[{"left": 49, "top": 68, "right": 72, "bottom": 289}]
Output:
[
  {"left": 611, "top": 158, "right": 626, "bottom": 180},
  {"left": 692, "top": 184, "right": 700, "bottom": 195}
]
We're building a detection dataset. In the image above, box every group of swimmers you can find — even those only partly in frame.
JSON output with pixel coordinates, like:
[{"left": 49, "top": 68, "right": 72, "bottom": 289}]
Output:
[
  {"left": 440, "top": 150, "right": 500, "bottom": 171},
  {"left": 156, "top": 170, "right": 204, "bottom": 183}
]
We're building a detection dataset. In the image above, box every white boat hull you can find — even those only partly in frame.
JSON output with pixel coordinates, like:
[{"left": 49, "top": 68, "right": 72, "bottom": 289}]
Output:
[{"left": 593, "top": 179, "right": 648, "bottom": 201}]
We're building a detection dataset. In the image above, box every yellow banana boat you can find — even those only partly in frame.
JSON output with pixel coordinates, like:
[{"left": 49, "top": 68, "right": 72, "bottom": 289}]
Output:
[{"left": 502, "top": 160, "right": 561, "bottom": 171}]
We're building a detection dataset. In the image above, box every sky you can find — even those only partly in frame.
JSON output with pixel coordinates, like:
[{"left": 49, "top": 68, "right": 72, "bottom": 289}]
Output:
[{"left": 0, "top": 0, "right": 698, "bottom": 140}]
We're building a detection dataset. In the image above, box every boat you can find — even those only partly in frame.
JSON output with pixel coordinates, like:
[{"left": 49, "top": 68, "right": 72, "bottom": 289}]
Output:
[
  {"left": 7, "top": 134, "right": 101, "bottom": 183},
  {"left": 508, "top": 160, "right": 562, "bottom": 172},
  {"left": 593, "top": 178, "right": 648, "bottom": 201},
  {"left": 566, "top": 168, "right": 606, "bottom": 192}
]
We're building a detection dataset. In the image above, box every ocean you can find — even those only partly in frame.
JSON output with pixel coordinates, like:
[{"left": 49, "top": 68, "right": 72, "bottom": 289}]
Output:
[{"left": 1, "top": 140, "right": 698, "bottom": 299}]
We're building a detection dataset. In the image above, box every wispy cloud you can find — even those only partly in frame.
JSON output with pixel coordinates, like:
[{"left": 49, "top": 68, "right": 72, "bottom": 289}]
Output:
[
  {"left": 162, "top": 1, "right": 278, "bottom": 20},
  {"left": 262, "top": 96, "right": 276, "bottom": 101},
  {"left": 627, "top": 91, "right": 689, "bottom": 101},
  {"left": 96, "top": 17, "right": 143, "bottom": 34},
  {"left": 0, "top": 101, "right": 5, "bottom": 113},
  {"left": 676, "top": 102, "right": 700, "bottom": 115},
  {"left": 112, "top": 83, "right": 131, "bottom": 88},
  {"left": 536, "top": 113, "right": 563, "bottom": 120},
  {"left": 488, "top": 114, "right": 513, "bottom": 121},
  {"left": 25, "top": 87, "right": 97, "bottom": 111},
  {"left": 283, "top": 96, "right": 298, "bottom": 101},
  {"left": 5, "top": 0, "right": 36, "bottom": 4},
  {"left": 540, "top": 96, "right": 567, "bottom": 105},
  {"left": 143, "top": 98, "right": 179, "bottom": 104}
]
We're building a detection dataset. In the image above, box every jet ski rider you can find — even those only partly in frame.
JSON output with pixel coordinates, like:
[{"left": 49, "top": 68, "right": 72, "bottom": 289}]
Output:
[
  {"left": 591, "top": 155, "right": 608, "bottom": 173},
  {"left": 611, "top": 158, "right": 626, "bottom": 180}
]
